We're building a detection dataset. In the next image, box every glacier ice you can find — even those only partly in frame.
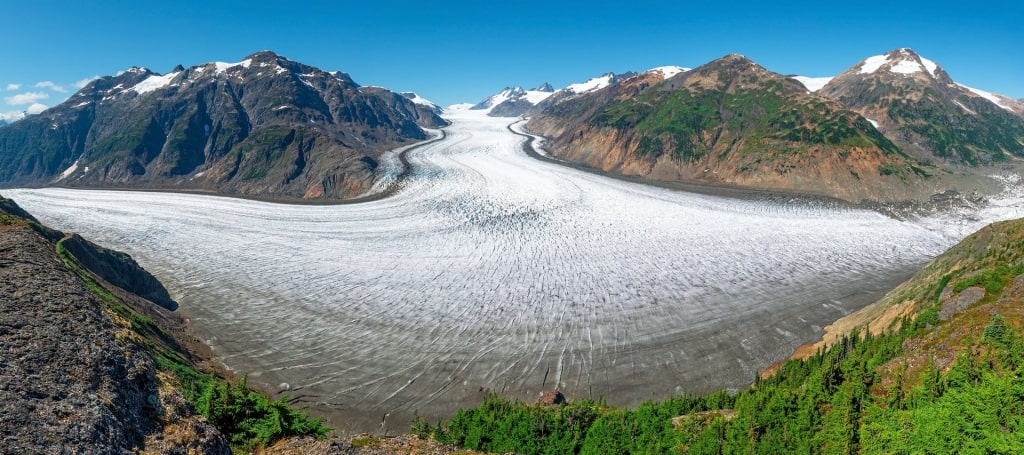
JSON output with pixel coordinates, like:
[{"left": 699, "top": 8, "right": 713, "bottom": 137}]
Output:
[{"left": 8, "top": 109, "right": 1024, "bottom": 434}]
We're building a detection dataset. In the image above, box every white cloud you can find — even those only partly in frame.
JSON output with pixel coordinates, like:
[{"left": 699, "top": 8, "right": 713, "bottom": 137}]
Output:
[
  {"left": 6, "top": 83, "right": 20, "bottom": 91},
  {"left": 35, "top": 81, "right": 67, "bottom": 93},
  {"left": 0, "top": 103, "right": 49, "bottom": 122},
  {"left": 5, "top": 91, "right": 49, "bottom": 106},
  {"left": 0, "top": 110, "right": 25, "bottom": 122},
  {"left": 74, "top": 76, "right": 100, "bottom": 89},
  {"left": 26, "top": 103, "right": 48, "bottom": 114}
]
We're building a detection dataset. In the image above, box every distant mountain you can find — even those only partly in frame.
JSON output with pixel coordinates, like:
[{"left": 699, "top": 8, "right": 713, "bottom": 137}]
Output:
[
  {"left": 819, "top": 48, "right": 1024, "bottom": 166},
  {"left": 527, "top": 54, "right": 932, "bottom": 203},
  {"left": 471, "top": 85, "right": 554, "bottom": 117},
  {"left": 0, "top": 51, "right": 447, "bottom": 200},
  {"left": 474, "top": 72, "right": 639, "bottom": 117},
  {"left": 400, "top": 92, "right": 444, "bottom": 116},
  {"left": 790, "top": 76, "right": 834, "bottom": 92}
]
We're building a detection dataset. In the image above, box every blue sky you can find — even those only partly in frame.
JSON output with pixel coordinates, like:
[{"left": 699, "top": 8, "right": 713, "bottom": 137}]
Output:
[{"left": 1, "top": 0, "right": 1021, "bottom": 116}]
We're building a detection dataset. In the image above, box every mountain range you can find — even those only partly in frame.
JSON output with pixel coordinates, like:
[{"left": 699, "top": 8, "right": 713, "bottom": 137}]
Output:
[
  {"left": 2, "top": 48, "right": 1022, "bottom": 204},
  {"left": 0, "top": 51, "right": 446, "bottom": 200},
  {"left": 474, "top": 48, "right": 1023, "bottom": 203}
]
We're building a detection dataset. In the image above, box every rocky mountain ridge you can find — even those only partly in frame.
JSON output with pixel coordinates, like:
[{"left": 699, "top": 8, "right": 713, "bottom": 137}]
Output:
[
  {"left": 525, "top": 54, "right": 938, "bottom": 202},
  {"left": 0, "top": 51, "right": 447, "bottom": 201},
  {"left": 473, "top": 72, "right": 639, "bottom": 117},
  {"left": 518, "top": 48, "right": 1024, "bottom": 203}
]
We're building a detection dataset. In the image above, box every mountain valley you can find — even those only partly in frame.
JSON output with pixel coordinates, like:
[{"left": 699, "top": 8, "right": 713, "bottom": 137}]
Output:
[{"left": 2, "top": 47, "right": 1024, "bottom": 453}]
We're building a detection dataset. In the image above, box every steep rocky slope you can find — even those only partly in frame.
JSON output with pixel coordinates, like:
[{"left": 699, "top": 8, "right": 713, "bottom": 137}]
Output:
[
  {"left": 0, "top": 200, "right": 229, "bottom": 453},
  {"left": 527, "top": 54, "right": 935, "bottom": 203},
  {"left": 0, "top": 51, "right": 447, "bottom": 200}
]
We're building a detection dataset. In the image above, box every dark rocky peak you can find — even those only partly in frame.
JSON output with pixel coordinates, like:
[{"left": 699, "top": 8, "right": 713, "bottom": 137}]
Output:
[
  {"left": 534, "top": 82, "right": 554, "bottom": 92},
  {"left": 171, "top": 64, "right": 185, "bottom": 72},
  {"left": 331, "top": 70, "right": 356, "bottom": 85},
  {"left": 245, "top": 49, "right": 283, "bottom": 63}
]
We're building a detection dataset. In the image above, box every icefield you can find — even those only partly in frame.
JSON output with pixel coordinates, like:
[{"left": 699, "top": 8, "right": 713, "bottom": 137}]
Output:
[{"left": 9, "top": 109, "right": 1024, "bottom": 434}]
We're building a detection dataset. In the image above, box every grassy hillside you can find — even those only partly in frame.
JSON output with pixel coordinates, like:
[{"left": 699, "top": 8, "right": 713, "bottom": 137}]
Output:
[{"left": 414, "top": 218, "right": 1024, "bottom": 454}]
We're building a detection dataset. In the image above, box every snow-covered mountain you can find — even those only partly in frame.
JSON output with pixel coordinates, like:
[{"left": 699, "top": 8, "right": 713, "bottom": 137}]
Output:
[
  {"left": 0, "top": 51, "right": 447, "bottom": 200},
  {"left": 470, "top": 85, "right": 555, "bottom": 116},
  {"left": 400, "top": 92, "right": 443, "bottom": 115},
  {"left": 474, "top": 71, "right": 641, "bottom": 117},
  {"left": 820, "top": 48, "right": 1024, "bottom": 165}
]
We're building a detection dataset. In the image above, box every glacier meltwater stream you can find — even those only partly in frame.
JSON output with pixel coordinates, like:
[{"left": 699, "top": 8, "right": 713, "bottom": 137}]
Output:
[{"left": 8, "top": 109, "right": 1024, "bottom": 434}]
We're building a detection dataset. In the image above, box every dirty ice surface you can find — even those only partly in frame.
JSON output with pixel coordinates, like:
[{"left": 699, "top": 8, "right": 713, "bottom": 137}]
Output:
[{"left": 8, "top": 109, "right": 1023, "bottom": 434}]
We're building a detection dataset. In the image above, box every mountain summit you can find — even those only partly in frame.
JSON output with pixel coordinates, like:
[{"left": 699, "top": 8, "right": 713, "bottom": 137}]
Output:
[
  {"left": 821, "top": 48, "right": 1024, "bottom": 166},
  {"left": 0, "top": 51, "right": 447, "bottom": 200}
]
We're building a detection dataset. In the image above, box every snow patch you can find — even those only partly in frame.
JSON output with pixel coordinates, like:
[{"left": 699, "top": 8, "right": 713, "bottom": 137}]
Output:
[
  {"left": 859, "top": 54, "right": 889, "bottom": 74},
  {"left": 889, "top": 60, "right": 924, "bottom": 75},
  {"left": 792, "top": 76, "right": 833, "bottom": 92},
  {"left": 646, "top": 66, "right": 689, "bottom": 80},
  {"left": 565, "top": 74, "right": 613, "bottom": 94},
  {"left": 213, "top": 59, "right": 252, "bottom": 74},
  {"left": 866, "top": 118, "right": 879, "bottom": 128},
  {"left": 920, "top": 57, "right": 938, "bottom": 77},
  {"left": 523, "top": 90, "right": 553, "bottom": 104},
  {"left": 131, "top": 71, "right": 181, "bottom": 94},
  {"left": 958, "top": 84, "right": 1016, "bottom": 112}
]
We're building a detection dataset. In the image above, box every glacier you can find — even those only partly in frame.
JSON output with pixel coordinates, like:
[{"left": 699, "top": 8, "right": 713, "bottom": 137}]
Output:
[{"left": 7, "top": 109, "right": 1024, "bottom": 434}]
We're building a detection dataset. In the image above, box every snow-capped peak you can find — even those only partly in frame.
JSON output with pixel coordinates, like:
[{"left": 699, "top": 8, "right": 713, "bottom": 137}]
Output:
[
  {"left": 858, "top": 48, "right": 937, "bottom": 77},
  {"left": 645, "top": 66, "right": 689, "bottom": 80},
  {"left": 400, "top": 92, "right": 439, "bottom": 108},
  {"left": 792, "top": 76, "right": 834, "bottom": 92},
  {"left": 471, "top": 85, "right": 554, "bottom": 112},
  {"left": 131, "top": 70, "right": 183, "bottom": 95},
  {"left": 212, "top": 59, "right": 253, "bottom": 74},
  {"left": 563, "top": 73, "right": 615, "bottom": 94}
]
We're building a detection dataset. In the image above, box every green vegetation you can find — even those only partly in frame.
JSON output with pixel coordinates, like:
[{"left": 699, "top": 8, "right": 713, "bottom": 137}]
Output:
[
  {"left": 228, "top": 126, "right": 301, "bottom": 181},
  {"left": 587, "top": 82, "right": 902, "bottom": 165},
  {"left": 416, "top": 219, "right": 1024, "bottom": 454},
  {"left": 417, "top": 313, "right": 1024, "bottom": 454},
  {"left": 53, "top": 234, "right": 329, "bottom": 451},
  {"left": 887, "top": 90, "right": 1024, "bottom": 165}
]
